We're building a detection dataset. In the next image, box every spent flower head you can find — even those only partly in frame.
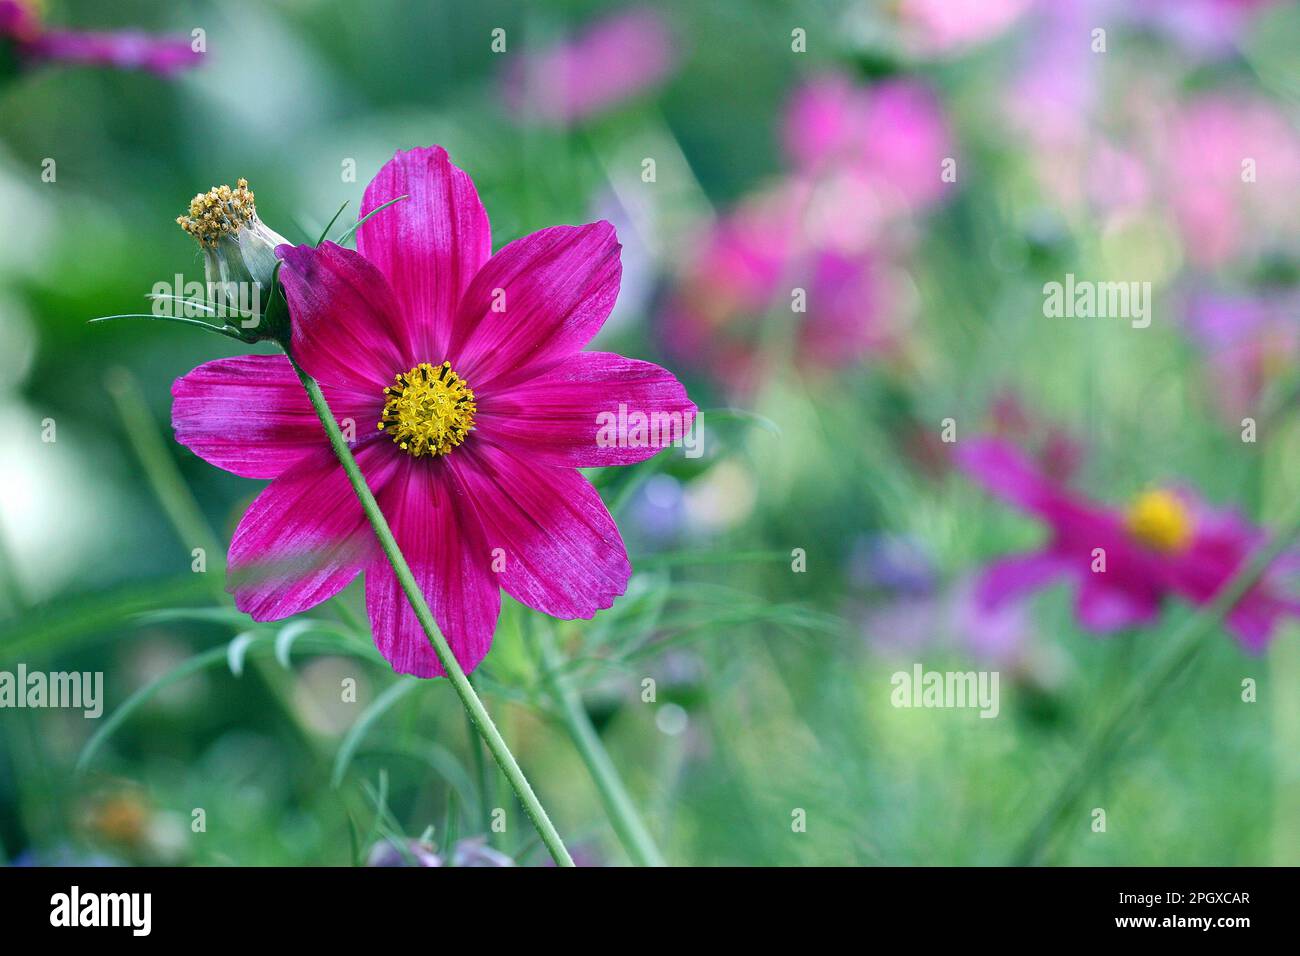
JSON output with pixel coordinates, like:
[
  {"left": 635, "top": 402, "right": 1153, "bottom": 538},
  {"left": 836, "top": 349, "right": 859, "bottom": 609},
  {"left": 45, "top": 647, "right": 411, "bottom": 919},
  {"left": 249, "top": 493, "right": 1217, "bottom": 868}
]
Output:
[{"left": 178, "top": 178, "right": 290, "bottom": 342}]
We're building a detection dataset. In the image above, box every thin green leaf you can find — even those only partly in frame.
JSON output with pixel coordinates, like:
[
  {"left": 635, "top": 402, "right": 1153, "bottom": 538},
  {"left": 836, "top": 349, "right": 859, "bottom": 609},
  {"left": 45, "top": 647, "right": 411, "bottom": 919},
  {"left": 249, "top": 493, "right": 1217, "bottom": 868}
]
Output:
[
  {"left": 315, "top": 200, "right": 349, "bottom": 246},
  {"left": 335, "top": 195, "right": 410, "bottom": 245},
  {"left": 0, "top": 577, "right": 211, "bottom": 662},
  {"left": 88, "top": 313, "right": 243, "bottom": 341},
  {"left": 226, "top": 631, "right": 260, "bottom": 677},
  {"left": 331, "top": 680, "right": 419, "bottom": 788},
  {"left": 275, "top": 620, "right": 316, "bottom": 667},
  {"left": 143, "top": 293, "right": 218, "bottom": 315},
  {"left": 77, "top": 645, "right": 230, "bottom": 772}
]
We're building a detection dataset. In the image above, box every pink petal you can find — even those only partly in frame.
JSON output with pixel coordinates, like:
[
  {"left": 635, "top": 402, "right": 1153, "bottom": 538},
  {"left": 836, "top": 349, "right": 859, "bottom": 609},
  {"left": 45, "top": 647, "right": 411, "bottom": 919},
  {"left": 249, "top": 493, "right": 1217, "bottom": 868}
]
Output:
[
  {"left": 356, "top": 146, "right": 492, "bottom": 361},
  {"left": 228, "top": 441, "right": 396, "bottom": 620},
  {"left": 364, "top": 457, "right": 500, "bottom": 678},
  {"left": 1, "top": 1, "right": 40, "bottom": 39},
  {"left": 276, "top": 241, "right": 413, "bottom": 393},
  {"left": 451, "top": 440, "right": 630, "bottom": 619},
  {"left": 955, "top": 436, "right": 1073, "bottom": 519},
  {"left": 1074, "top": 578, "right": 1161, "bottom": 632},
  {"left": 500, "top": 7, "right": 677, "bottom": 126},
  {"left": 972, "top": 551, "right": 1072, "bottom": 610},
  {"left": 171, "top": 354, "right": 375, "bottom": 479},
  {"left": 450, "top": 222, "right": 621, "bottom": 391},
  {"left": 476, "top": 351, "right": 696, "bottom": 466}
]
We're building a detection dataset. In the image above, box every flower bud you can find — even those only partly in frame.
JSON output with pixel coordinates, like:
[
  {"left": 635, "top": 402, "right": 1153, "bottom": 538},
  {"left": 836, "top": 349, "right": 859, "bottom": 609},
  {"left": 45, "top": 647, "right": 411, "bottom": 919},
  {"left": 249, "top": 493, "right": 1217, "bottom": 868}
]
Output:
[{"left": 177, "top": 178, "right": 289, "bottom": 341}]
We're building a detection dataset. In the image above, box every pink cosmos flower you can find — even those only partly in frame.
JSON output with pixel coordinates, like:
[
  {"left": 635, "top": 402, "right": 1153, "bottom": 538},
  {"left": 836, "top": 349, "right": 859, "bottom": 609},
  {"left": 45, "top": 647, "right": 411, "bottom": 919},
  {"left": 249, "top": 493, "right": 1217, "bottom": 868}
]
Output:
[
  {"left": 501, "top": 7, "right": 676, "bottom": 126},
  {"left": 0, "top": 0, "right": 201, "bottom": 76},
  {"left": 171, "top": 146, "right": 695, "bottom": 678},
  {"left": 958, "top": 437, "right": 1300, "bottom": 650}
]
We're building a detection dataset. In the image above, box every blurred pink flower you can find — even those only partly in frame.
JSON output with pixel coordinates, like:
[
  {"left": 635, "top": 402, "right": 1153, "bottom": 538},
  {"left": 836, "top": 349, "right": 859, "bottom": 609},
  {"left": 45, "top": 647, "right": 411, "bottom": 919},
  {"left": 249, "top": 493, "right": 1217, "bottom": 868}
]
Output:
[
  {"left": 988, "top": 391, "right": 1085, "bottom": 483},
  {"left": 661, "top": 182, "right": 901, "bottom": 399},
  {"left": 0, "top": 0, "right": 201, "bottom": 76},
  {"left": 896, "top": 0, "right": 1031, "bottom": 56},
  {"left": 1184, "top": 290, "right": 1300, "bottom": 419},
  {"left": 662, "top": 73, "right": 957, "bottom": 398},
  {"left": 501, "top": 7, "right": 676, "bottom": 125},
  {"left": 959, "top": 436, "right": 1300, "bottom": 650},
  {"left": 783, "top": 74, "right": 955, "bottom": 219},
  {"left": 1160, "top": 94, "right": 1300, "bottom": 268}
]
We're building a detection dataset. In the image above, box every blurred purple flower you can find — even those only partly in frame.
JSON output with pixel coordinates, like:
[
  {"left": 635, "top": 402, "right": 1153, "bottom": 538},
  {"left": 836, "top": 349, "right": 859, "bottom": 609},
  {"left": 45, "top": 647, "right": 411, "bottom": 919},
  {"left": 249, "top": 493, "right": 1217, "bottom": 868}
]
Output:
[
  {"left": 1184, "top": 290, "right": 1300, "bottom": 419},
  {"left": 958, "top": 436, "right": 1300, "bottom": 650},
  {"left": 949, "top": 576, "right": 1036, "bottom": 669},
  {"left": 366, "top": 838, "right": 443, "bottom": 867},
  {"left": 1127, "top": 0, "right": 1282, "bottom": 56},
  {"left": 0, "top": 0, "right": 201, "bottom": 76},
  {"left": 366, "top": 836, "right": 515, "bottom": 867},
  {"left": 501, "top": 7, "right": 676, "bottom": 126},
  {"left": 850, "top": 533, "right": 937, "bottom": 596},
  {"left": 859, "top": 567, "right": 1039, "bottom": 671}
]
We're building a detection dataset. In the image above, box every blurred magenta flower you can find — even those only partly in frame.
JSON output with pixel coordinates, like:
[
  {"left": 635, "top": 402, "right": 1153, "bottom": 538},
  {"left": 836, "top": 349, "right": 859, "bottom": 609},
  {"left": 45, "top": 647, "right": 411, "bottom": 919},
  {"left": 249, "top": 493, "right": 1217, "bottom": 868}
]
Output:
[
  {"left": 988, "top": 391, "right": 1085, "bottom": 483},
  {"left": 783, "top": 74, "right": 955, "bottom": 221},
  {"left": 661, "top": 182, "right": 902, "bottom": 399},
  {"left": 662, "top": 73, "right": 954, "bottom": 398},
  {"left": 501, "top": 7, "right": 675, "bottom": 125},
  {"left": 1160, "top": 93, "right": 1300, "bottom": 267},
  {"left": 0, "top": 0, "right": 201, "bottom": 76},
  {"left": 1184, "top": 290, "right": 1300, "bottom": 419},
  {"left": 172, "top": 146, "right": 695, "bottom": 677},
  {"left": 959, "top": 437, "right": 1299, "bottom": 649}
]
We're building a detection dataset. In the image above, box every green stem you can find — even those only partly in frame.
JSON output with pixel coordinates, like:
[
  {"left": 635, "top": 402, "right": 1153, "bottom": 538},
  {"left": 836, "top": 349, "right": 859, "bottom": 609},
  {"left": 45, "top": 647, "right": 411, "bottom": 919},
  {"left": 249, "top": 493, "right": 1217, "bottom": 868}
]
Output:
[
  {"left": 534, "top": 619, "right": 666, "bottom": 866},
  {"left": 1014, "top": 509, "right": 1300, "bottom": 864},
  {"left": 288, "top": 355, "right": 573, "bottom": 867}
]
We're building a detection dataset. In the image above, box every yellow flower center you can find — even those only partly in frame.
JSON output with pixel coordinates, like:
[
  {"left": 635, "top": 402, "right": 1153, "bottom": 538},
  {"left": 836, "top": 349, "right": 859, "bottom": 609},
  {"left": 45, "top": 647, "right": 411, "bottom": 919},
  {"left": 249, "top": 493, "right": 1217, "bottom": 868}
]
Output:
[
  {"left": 177, "top": 178, "right": 257, "bottom": 248},
  {"left": 1125, "top": 489, "right": 1192, "bottom": 552},
  {"left": 378, "top": 362, "right": 476, "bottom": 458}
]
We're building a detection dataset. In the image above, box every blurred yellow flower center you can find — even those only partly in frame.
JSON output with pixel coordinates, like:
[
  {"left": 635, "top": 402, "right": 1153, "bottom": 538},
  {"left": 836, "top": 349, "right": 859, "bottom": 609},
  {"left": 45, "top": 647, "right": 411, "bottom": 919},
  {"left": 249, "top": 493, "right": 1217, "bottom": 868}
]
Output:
[
  {"left": 378, "top": 362, "right": 476, "bottom": 458},
  {"left": 177, "top": 178, "right": 257, "bottom": 248},
  {"left": 1125, "top": 489, "right": 1192, "bottom": 552}
]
